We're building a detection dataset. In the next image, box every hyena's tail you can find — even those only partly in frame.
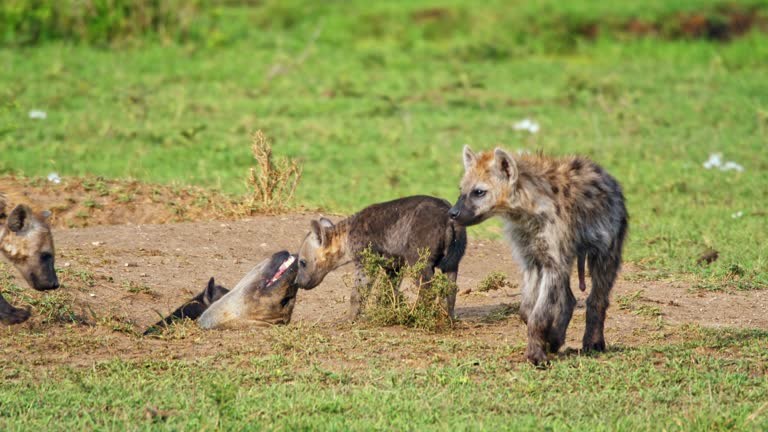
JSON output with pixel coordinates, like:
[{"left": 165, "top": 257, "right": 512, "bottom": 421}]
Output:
[{"left": 438, "top": 222, "right": 467, "bottom": 273}]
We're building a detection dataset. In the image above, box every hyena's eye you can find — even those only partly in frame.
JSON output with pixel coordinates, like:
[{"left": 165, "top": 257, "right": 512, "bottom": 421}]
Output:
[
  {"left": 472, "top": 189, "right": 486, "bottom": 198},
  {"left": 299, "top": 259, "right": 307, "bottom": 268}
]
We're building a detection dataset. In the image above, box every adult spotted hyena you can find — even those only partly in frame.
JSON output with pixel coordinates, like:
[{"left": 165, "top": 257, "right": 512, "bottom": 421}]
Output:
[
  {"left": 0, "top": 194, "right": 60, "bottom": 325},
  {"left": 450, "top": 146, "right": 627, "bottom": 365},
  {"left": 295, "top": 195, "right": 467, "bottom": 319}
]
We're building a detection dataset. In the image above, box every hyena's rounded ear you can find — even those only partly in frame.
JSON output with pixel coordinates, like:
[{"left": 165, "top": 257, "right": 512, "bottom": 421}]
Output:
[
  {"left": 462, "top": 145, "right": 477, "bottom": 171},
  {"left": 494, "top": 148, "right": 518, "bottom": 184},
  {"left": 7, "top": 205, "right": 32, "bottom": 233},
  {"left": 318, "top": 217, "right": 334, "bottom": 229},
  {"left": 310, "top": 220, "right": 326, "bottom": 245}
]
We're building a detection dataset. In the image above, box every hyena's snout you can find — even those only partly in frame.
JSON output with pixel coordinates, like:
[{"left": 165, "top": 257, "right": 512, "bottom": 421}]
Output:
[
  {"left": 28, "top": 254, "right": 60, "bottom": 291},
  {"left": 448, "top": 195, "right": 464, "bottom": 220}
]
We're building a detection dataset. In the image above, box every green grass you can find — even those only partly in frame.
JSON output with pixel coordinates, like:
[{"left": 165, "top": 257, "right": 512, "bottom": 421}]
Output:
[{"left": 0, "top": 325, "right": 766, "bottom": 430}]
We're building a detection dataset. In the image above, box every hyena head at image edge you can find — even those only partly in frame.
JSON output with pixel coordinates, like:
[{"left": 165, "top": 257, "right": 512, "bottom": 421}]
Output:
[
  {"left": 449, "top": 146, "right": 521, "bottom": 226},
  {"left": 197, "top": 250, "right": 299, "bottom": 329},
  {"left": 295, "top": 217, "right": 341, "bottom": 289},
  {"left": 0, "top": 201, "right": 59, "bottom": 291}
]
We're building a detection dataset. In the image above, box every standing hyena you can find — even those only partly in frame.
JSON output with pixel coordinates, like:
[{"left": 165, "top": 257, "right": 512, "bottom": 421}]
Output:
[
  {"left": 295, "top": 196, "right": 467, "bottom": 319},
  {"left": 0, "top": 194, "right": 60, "bottom": 325},
  {"left": 450, "top": 146, "right": 627, "bottom": 365}
]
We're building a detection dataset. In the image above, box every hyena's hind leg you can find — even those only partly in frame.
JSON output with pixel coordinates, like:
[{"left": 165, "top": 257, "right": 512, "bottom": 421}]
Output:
[
  {"left": 0, "top": 293, "right": 30, "bottom": 325},
  {"left": 583, "top": 251, "right": 621, "bottom": 352}
]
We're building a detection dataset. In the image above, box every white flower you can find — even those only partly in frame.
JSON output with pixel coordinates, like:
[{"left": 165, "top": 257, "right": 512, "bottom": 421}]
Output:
[
  {"left": 703, "top": 153, "right": 744, "bottom": 172},
  {"left": 731, "top": 211, "right": 744, "bottom": 219},
  {"left": 512, "top": 118, "right": 540, "bottom": 134},
  {"left": 28, "top": 110, "right": 47, "bottom": 120},
  {"left": 721, "top": 161, "right": 744, "bottom": 172},
  {"left": 47, "top": 172, "right": 61, "bottom": 184},
  {"left": 703, "top": 153, "right": 722, "bottom": 169}
]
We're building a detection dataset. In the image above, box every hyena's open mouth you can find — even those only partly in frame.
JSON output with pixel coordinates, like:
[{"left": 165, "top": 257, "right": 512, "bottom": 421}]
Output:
[{"left": 267, "top": 254, "right": 296, "bottom": 287}]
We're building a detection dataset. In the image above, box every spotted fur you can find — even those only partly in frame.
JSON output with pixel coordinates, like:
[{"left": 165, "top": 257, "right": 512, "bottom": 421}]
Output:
[
  {"left": 450, "top": 146, "right": 628, "bottom": 365},
  {"left": 0, "top": 196, "right": 60, "bottom": 325}
]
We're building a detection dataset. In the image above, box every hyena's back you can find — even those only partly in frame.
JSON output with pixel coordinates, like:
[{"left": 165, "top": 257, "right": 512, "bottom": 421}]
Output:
[{"left": 348, "top": 195, "right": 466, "bottom": 271}]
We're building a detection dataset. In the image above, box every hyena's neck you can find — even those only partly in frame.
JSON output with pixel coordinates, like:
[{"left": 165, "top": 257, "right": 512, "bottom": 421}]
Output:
[{"left": 326, "top": 219, "right": 355, "bottom": 270}]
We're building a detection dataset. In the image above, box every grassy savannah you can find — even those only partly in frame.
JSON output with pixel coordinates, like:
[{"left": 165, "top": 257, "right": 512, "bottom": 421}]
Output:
[{"left": 1, "top": 0, "right": 767, "bottom": 429}]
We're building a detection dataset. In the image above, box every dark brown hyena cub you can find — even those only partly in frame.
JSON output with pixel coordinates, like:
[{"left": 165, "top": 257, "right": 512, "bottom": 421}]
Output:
[{"left": 296, "top": 196, "right": 467, "bottom": 319}]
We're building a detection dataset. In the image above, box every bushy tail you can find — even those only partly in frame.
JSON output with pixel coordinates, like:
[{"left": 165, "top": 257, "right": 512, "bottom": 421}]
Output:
[{"left": 438, "top": 222, "right": 467, "bottom": 273}]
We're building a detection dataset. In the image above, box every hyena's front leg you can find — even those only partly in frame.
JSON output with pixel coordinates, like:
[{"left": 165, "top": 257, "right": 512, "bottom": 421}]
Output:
[
  {"left": 518, "top": 265, "right": 540, "bottom": 326},
  {"left": 348, "top": 265, "right": 370, "bottom": 321},
  {"left": 0, "top": 293, "right": 30, "bottom": 325},
  {"left": 546, "top": 272, "right": 576, "bottom": 354},
  {"left": 525, "top": 268, "right": 565, "bottom": 365}
]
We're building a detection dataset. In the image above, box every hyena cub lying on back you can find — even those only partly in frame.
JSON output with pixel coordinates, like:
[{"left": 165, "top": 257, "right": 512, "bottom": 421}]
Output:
[
  {"left": 296, "top": 196, "right": 467, "bottom": 319},
  {"left": 450, "top": 147, "right": 627, "bottom": 365},
  {"left": 0, "top": 194, "right": 60, "bottom": 325}
]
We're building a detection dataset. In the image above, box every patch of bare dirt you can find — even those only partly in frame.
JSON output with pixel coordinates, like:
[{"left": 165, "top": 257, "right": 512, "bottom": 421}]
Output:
[{"left": 1, "top": 216, "right": 766, "bottom": 370}]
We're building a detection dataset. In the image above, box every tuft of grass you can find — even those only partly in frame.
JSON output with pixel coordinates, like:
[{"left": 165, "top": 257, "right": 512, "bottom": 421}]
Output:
[
  {"left": 476, "top": 271, "right": 512, "bottom": 292},
  {"left": 355, "top": 246, "right": 457, "bottom": 331},
  {"left": 243, "top": 130, "right": 302, "bottom": 213}
]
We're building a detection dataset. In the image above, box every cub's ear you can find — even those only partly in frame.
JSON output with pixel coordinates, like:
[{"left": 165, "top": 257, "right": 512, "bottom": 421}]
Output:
[
  {"left": 463, "top": 145, "right": 477, "bottom": 171},
  {"left": 494, "top": 148, "right": 518, "bottom": 184},
  {"left": 7, "top": 205, "right": 32, "bottom": 233},
  {"left": 203, "top": 277, "right": 228, "bottom": 305},
  {"left": 318, "top": 217, "right": 334, "bottom": 229}
]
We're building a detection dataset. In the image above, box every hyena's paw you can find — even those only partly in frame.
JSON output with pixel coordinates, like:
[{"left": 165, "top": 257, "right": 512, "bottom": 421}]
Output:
[
  {"left": 525, "top": 344, "right": 549, "bottom": 367},
  {"left": 0, "top": 306, "right": 31, "bottom": 325},
  {"left": 582, "top": 339, "right": 606, "bottom": 353}
]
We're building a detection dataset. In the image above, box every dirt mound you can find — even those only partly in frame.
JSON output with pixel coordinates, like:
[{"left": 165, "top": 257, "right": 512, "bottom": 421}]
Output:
[{"left": 0, "top": 175, "right": 314, "bottom": 229}]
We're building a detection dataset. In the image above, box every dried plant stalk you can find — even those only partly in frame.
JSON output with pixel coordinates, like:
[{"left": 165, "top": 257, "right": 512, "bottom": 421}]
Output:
[{"left": 244, "top": 130, "right": 302, "bottom": 213}]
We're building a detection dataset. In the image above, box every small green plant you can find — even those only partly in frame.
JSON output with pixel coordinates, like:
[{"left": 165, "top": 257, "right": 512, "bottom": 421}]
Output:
[
  {"left": 354, "top": 246, "right": 457, "bottom": 331},
  {"left": 123, "top": 281, "right": 155, "bottom": 296},
  {"left": 476, "top": 271, "right": 511, "bottom": 292},
  {"left": 28, "top": 292, "right": 84, "bottom": 324}
]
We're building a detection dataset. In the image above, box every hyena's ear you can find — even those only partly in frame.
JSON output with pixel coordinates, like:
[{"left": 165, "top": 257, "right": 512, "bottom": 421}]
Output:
[
  {"left": 203, "top": 277, "right": 228, "bottom": 306},
  {"left": 463, "top": 145, "right": 477, "bottom": 171},
  {"left": 318, "top": 217, "right": 334, "bottom": 229},
  {"left": 494, "top": 148, "right": 518, "bottom": 184},
  {"left": 310, "top": 220, "right": 329, "bottom": 245},
  {"left": 7, "top": 205, "right": 32, "bottom": 233}
]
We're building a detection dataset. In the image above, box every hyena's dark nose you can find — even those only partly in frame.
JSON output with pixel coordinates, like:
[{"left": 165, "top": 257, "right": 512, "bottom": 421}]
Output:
[
  {"left": 52, "top": 280, "right": 60, "bottom": 289},
  {"left": 448, "top": 206, "right": 461, "bottom": 220}
]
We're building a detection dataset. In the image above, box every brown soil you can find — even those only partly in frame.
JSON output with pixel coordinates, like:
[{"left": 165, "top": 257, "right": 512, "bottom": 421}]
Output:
[{"left": 1, "top": 215, "right": 766, "bottom": 370}]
